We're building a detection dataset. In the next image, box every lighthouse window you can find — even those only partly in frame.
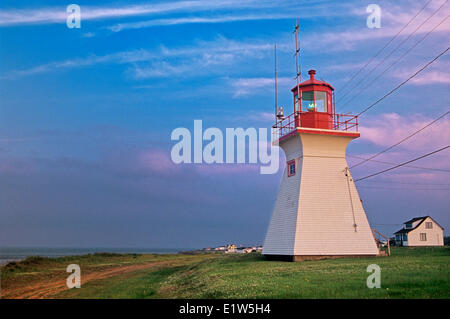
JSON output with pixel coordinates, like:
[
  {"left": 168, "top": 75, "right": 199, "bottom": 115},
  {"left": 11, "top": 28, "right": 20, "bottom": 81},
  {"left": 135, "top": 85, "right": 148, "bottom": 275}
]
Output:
[
  {"left": 314, "top": 91, "right": 328, "bottom": 113},
  {"left": 301, "top": 91, "right": 328, "bottom": 112},
  {"left": 302, "top": 91, "right": 315, "bottom": 112},
  {"left": 287, "top": 160, "right": 296, "bottom": 177}
]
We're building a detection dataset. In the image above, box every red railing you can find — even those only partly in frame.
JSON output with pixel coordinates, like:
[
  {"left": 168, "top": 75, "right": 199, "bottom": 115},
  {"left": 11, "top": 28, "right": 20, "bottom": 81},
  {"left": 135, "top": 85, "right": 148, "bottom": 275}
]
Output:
[{"left": 272, "top": 112, "right": 359, "bottom": 139}]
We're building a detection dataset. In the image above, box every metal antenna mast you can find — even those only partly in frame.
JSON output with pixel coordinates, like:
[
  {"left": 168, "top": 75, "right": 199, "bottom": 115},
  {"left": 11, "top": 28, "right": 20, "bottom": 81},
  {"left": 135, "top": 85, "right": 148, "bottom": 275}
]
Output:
[
  {"left": 294, "top": 19, "right": 301, "bottom": 114},
  {"left": 274, "top": 44, "right": 278, "bottom": 125}
]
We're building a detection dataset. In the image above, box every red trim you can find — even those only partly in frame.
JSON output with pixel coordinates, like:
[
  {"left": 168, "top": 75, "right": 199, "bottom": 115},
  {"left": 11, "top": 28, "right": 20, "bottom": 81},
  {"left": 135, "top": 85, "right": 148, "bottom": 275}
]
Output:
[
  {"left": 279, "top": 128, "right": 360, "bottom": 143},
  {"left": 297, "top": 128, "right": 360, "bottom": 138},
  {"left": 287, "top": 160, "right": 296, "bottom": 177}
]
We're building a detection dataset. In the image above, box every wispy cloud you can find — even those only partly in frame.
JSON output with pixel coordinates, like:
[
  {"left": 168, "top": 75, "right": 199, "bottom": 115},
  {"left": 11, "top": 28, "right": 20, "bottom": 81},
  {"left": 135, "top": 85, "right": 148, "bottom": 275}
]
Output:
[
  {"left": 81, "top": 32, "right": 96, "bottom": 38},
  {"left": 306, "top": 0, "right": 450, "bottom": 51},
  {"left": 107, "top": 13, "right": 295, "bottom": 32},
  {"left": 230, "top": 77, "right": 293, "bottom": 97},
  {"left": 1, "top": 36, "right": 276, "bottom": 80},
  {"left": 0, "top": 0, "right": 360, "bottom": 28},
  {"left": 394, "top": 60, "right": 450, "bottom": 85},
  {"left": 408, "top": 70, "right": 450, "bottom": 85},
  {"left": 0, "top": 0, "right": 269, "bottom": 26}
]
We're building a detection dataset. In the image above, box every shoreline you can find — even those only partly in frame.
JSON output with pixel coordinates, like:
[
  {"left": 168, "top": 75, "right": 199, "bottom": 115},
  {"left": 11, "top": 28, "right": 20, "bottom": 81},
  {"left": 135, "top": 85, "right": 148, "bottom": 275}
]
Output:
[{"left": 0, "top": 247, "right": 194, "bottom": 266}]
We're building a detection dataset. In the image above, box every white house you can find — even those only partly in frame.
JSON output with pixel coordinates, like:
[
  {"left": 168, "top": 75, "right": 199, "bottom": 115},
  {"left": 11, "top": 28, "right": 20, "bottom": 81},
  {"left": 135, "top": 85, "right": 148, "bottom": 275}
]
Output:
[{"left": 394, "top": 216, "right": 444, "bottom": 247}]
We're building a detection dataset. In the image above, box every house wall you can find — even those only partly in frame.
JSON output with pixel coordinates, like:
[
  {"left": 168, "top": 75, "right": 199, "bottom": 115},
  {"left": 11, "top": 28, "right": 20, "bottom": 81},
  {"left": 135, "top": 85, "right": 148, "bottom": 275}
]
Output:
[{"left": 407, "top": 217, "right": 444, "bottom": 246}]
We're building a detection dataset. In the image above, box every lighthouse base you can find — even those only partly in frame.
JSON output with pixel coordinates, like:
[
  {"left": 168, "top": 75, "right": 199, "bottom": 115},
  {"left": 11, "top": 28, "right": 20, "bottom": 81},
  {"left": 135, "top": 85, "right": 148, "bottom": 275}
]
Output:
[{"left": 263, "top": 254, "right": 379, "bottom": 262}]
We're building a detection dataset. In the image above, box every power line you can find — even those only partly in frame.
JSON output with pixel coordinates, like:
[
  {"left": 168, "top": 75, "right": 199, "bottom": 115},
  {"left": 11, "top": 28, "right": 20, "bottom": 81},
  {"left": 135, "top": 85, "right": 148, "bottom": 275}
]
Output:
[
  {"left": 336, "top": 0, "right": 434, "bottom": 101},
  {"left": 348, "top": 155, "right": 450, "bottom": 172},
  {"left": 340, "top": 12, "right": 450, "bottom": 110},
  {"left": 350, "top": 110, "right": 450, "bottom": 169},
  {"left": 355, "top": 46, "right": 450, "bottom": 117},
  {"left": 358, "top": 185, "right": 450, "bottom": 191},
  {"left": 354, "top": 145, "right": 450, "bottom": 181},
  {"left": 338, "top": 0, "right": 448, "bottom": 107},
  {"left": 362, "top": 180, "right": 450, "bottom": 186}
]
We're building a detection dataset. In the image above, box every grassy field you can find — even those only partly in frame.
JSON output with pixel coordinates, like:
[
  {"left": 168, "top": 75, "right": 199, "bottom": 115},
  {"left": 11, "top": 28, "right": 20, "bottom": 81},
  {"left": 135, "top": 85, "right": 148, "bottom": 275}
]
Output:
[{"left": 1, "top": 247, "right": 449, "bottom": 299}]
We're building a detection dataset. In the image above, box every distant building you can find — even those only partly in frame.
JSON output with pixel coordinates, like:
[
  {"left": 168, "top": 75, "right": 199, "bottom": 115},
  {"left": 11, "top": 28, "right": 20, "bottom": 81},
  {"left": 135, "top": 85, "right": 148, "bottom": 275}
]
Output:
[
  {"left": 209, "top": 244, "right": 263, "bottom": 254},
  {"left": 394, "top": 216, "right": 444, "bottom": 247}
]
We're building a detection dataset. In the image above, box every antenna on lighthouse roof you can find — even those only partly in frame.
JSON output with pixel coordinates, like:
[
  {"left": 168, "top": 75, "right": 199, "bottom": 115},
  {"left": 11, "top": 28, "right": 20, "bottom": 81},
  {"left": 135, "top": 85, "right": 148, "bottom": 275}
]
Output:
[
  {"left": 274, "top": 44, "right": 277, "bottom": 125},
  {"left": 294, "top": 19, "right": 301, "bottom": 113}
]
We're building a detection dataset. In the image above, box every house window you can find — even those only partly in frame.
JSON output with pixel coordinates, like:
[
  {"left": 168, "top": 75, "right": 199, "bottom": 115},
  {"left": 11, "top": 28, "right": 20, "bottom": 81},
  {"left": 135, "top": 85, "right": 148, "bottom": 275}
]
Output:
[
  {"left": 287, "top": 160, "right": 296, "bottom": 177},
  {"left": 420, "top": 233, "right": 427, "bottom": 241},
  {"left": 426, "top": 222, "right": 433, "bottom": 229},
  {"left": 395, "top": 234, "right": 401, "bottom": 241},
  {"left": 405, "top": 223, "right": 412, "bottom": 229},
  {"left": 402, "top": 234, "right": 408, "bottom": 241}
]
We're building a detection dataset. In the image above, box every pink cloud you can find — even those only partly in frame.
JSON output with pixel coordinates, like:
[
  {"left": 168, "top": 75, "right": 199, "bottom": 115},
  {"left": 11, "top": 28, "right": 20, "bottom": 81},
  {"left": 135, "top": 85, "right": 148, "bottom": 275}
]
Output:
[
  {"left": 0, "top": 158, "right": 36, "bottom": 175},
  {"left": 137, "top": 149, "right": 263, "bottom": 177},
  {"left": 360, "top": 112, "right": 450, "bottom": 152},
  {"left": 137, "top": 150, "right": 181, "bottom": 176},
  {"left": 394, "top": 61, "right": 450, "bottom": 85},
  {"left": 194, "top": 163, "right": 259, "bottom": 175},
  {"left": 352, "top": 112, "right": 450, "bottom": 183},
  {"left": 405, "top": 70, "right": 450, "bottom": 85}
]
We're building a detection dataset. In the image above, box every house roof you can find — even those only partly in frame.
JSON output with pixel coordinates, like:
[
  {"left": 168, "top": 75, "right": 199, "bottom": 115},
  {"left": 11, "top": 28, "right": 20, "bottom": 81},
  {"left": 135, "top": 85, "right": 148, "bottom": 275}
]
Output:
[
  {"left": 394, "top": 228, "right": 413, "bottom": 234},
  {"left": 403, "top": 216, "right": 428, "bottom": 224},
  {"left": 394, "top": 216, "right": 444, "bottom": 235}
]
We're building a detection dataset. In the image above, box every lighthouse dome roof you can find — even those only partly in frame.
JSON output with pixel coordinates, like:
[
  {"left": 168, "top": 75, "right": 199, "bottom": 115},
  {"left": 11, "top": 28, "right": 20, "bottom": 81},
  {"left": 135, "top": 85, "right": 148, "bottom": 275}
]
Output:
[{"left": 291, "top": 69, "right": 334, "bottom": 92}]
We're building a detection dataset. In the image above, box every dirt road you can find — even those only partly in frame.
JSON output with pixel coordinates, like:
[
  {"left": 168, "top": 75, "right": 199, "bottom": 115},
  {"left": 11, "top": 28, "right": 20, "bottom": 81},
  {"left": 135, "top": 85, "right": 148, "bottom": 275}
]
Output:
[{"left": 2, "top": 259, "right": 174, "bottom": 299}]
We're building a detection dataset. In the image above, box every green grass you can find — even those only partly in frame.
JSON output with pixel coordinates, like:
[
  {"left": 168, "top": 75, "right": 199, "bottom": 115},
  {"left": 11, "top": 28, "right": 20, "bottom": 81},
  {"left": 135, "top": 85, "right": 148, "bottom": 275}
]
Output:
[
  {"left": 57, "top": 266, "right": 185, "bottom": 299},
  {"left": 154, "top": 247, "right": 450, "bottom": 299},
  {"left": 2, "top": 247, "right": 449, "bottom": 299}
]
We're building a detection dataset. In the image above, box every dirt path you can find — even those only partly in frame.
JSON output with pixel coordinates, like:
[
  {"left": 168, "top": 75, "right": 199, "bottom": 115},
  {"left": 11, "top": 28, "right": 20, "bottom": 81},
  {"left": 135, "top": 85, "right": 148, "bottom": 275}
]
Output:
[{"left": 2, "top": 260, "right": 177, "bottom": 299}]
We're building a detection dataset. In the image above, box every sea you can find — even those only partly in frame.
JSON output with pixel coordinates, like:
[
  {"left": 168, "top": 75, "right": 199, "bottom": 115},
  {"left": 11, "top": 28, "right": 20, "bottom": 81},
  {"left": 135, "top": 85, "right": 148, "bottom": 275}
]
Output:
[{"left": 0, "top": 247, "right": 194, "bottom": 265}]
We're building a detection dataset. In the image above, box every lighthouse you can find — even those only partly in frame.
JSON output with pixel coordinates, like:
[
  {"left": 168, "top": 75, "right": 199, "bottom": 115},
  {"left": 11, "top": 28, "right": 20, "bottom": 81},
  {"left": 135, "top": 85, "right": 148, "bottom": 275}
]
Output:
[{"left": 262, "top": 69, "right": 379, "bottom": 261}]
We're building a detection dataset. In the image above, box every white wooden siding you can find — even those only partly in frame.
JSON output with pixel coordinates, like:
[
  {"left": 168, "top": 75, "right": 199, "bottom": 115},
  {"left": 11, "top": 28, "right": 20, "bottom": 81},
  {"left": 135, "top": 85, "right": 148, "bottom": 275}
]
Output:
[{"left": 263, "top": 129, "right": 379, "bottom": 256}]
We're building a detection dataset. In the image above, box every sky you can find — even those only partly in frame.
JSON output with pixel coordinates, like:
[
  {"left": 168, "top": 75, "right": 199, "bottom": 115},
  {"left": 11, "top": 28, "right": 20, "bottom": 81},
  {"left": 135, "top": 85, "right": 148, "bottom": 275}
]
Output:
[{"left": 0, "top": 0, "right": 449, "bottom": 249}]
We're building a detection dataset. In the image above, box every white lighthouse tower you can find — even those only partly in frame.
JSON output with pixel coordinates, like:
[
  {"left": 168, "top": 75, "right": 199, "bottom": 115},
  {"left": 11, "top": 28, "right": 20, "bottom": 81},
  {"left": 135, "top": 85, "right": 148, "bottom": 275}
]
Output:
[{"left": 262, "top": 69, "right": 379, "bottom": 261}]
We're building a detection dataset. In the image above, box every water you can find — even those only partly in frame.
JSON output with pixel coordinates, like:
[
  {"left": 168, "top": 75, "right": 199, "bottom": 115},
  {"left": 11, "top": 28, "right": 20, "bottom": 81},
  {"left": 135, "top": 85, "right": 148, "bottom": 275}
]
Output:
[{"left": 0, "top": 247, "right": 193, "bottom": 265}]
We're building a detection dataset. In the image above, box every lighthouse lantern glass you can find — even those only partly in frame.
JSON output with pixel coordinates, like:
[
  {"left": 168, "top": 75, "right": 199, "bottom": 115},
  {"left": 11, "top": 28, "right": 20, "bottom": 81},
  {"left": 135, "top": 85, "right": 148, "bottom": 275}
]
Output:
[
  {"left": 314, "top": 91, "right": 327, "bottom": 113},
  {"left": 300, "top": 90, "right": 328, "bottom": 113},
  {"left": 302, "top": 91, "right": 315, "bottom": 112}
]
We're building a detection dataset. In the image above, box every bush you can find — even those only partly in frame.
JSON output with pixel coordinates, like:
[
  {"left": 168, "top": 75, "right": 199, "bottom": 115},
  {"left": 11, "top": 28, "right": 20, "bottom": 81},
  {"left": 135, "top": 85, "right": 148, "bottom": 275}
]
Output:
[{"left": 444, "top": 236, "right": 450, "bottom": 245}]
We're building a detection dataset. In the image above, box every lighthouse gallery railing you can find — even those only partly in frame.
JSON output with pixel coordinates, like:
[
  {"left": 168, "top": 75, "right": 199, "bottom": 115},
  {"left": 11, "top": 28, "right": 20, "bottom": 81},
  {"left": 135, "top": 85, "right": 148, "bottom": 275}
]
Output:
[{"left": 272, "top": 112, "right": 359, "bottom": 139}]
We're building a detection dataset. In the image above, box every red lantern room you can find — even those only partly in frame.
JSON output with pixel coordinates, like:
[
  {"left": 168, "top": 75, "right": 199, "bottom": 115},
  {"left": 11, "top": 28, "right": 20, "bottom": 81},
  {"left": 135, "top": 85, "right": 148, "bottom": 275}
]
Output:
[
  {"left": 274, "top": 68, "right": 358, "bottom": 139},
  {"left": 291, "top": 69, "right": 334, "bottom": 130}
]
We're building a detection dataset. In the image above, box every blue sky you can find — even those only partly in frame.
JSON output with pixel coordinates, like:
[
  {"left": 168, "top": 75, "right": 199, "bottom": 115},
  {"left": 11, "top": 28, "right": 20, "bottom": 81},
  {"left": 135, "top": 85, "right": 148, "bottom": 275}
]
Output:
[{"left": 0, "top": 0, "right": 449, "bottom": 248}]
